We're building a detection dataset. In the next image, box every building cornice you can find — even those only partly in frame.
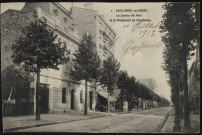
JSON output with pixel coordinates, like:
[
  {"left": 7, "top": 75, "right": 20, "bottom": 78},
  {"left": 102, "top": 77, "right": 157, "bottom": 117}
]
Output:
[
  {"left": 53, "top": 2, "right": 73, "bottom": 19},
  {"left": 36, "top": 7, "right": 81, "bottom": 45},
  {"left": 40, "top": 74, "right": 95, "bottom": 88}
]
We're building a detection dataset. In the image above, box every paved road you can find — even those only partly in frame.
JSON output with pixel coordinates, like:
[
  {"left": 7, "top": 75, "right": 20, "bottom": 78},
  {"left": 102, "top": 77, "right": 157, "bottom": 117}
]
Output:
[{"left": 15, "top": 107, "right": 171, "bottom": 133}]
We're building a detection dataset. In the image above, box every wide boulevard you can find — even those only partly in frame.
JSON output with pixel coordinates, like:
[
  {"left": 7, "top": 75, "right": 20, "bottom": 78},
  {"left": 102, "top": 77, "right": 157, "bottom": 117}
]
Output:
[{"left": 15, "top": 107, "right": 171, "bottom": 133}]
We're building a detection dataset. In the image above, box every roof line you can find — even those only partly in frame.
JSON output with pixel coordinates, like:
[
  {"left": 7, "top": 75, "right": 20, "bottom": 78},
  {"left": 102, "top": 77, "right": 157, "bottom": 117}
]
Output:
[
  {"left": 71, "top": 6, "right": 116, "bottom": 36},
  {"left": 54, "top": 2, "right": 73, "bottom": 19},
  {"left": 72, "top": 6, "right": 96, "bottom": 12}
]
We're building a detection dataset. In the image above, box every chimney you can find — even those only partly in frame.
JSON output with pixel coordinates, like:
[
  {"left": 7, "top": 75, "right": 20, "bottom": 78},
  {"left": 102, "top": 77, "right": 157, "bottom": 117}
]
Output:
[{"left": 83, "top": 2, "right": 93, "bottom": 10}]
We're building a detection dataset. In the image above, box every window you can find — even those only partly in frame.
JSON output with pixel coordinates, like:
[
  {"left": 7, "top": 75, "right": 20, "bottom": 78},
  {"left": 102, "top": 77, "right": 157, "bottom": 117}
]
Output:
[
  {"left": 99, "top": 30, "right": 102, "bottom": 35},
  {"left": 53, "top": 9, "right": 58, "bottom": 16},
  {"left": 99, "top": 44, "right": 102, "bottom": 49},
  {"left": 80, "top": 90, "right": 83, "bottom": 103},
  {"left": 103, "top": 45, "right": 107, "bottom": 52},
  {"left": 64, "top": 17, "right": 68, "bottom": 23},
  {"left": 62, "top": 88, "right": 66, "bottom": 103}
]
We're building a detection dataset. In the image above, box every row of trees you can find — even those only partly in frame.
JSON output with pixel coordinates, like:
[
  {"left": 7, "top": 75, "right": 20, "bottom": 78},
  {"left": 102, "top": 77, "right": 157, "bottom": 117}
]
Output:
[
  {"left": 70, "top": 33, "right": 120, "bottom": 115},
  {"left": 160, "top": 2, "right": 199, "bottom": 130},
  {"left": 9, "top": 14, "right": 169, "bottom": 120},
  {"left": 117, "top": 70, "right": 170, "bottom": 111},
  {"left": 10, "top": 17, "right": 120, "bottom": 119}
]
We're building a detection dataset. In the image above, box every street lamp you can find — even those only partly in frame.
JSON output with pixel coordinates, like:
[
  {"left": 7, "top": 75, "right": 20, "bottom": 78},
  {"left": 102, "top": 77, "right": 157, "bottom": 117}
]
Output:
[{"left": 171, "top": 54, "right": 181, "bottom": 132}]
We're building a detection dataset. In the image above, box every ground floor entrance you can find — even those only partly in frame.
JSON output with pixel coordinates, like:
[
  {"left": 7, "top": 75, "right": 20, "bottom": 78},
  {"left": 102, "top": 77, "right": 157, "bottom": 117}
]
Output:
[
  {"left": 39, "top": 83, "right": 49, "bottom": 114},
  {"left": 71, "top": 89, "right": 75, "bottom": 110}
]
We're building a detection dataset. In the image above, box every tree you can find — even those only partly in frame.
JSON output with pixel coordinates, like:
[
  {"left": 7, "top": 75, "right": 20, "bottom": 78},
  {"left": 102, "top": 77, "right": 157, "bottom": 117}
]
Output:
[
  {"left": 99, "top": 54, "right": 120, "bottom": 113},
  {"left": 91, "top": 50, "right": 101, "bottom": 112},
  {"left": 116, "top": 70, "right": 129, "bottom": 111},
  {"left": 126, "top": 76, "right": 136, "bottom": 111},
  {"left": 11, "top": 18, "right": 69, "bottom": 120},
  {"left": 134, "top": 81, "right": 142, "bottom": 109},
  {"left": 71, "top": 33, "right": 101, "bottom": 115},
  {"left": 160, "top": 2, "right": 198, "bottom": 130},
  {"left": 1, "top": 65, "right": 30, "bottom": 102}
]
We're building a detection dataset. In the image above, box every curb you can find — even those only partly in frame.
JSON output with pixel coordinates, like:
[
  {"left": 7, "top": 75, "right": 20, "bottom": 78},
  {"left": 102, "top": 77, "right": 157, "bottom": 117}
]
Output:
[
  {"left": 160, "top": 110, "right": 172, "bottom": 132},
  {"left": 4, "top": 115, "right": 106, "bottom": 133}
]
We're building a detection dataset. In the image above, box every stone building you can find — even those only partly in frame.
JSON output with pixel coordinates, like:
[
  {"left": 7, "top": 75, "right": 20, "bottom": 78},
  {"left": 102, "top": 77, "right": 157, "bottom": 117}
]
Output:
[
  {"left": 2, "top": 2, "right": 94, "bottom": 114},
  {"left": 1, "top": 2, "right": 118, "bottom": 114}
]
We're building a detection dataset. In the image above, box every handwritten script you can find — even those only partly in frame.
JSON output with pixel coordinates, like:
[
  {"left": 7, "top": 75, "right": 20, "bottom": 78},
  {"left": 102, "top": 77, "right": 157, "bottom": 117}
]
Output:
[
  {"left": 122, "top": 40, "right": 163, "bottom": 57},
  {"left": 121, "top": 21, "right": 162, "bottom": 57}
]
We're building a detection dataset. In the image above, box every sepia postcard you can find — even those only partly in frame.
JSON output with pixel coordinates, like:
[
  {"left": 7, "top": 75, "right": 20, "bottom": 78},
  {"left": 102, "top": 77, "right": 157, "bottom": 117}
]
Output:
[{"left": 1, "top": 2, "right": 200, "bottom": 133}]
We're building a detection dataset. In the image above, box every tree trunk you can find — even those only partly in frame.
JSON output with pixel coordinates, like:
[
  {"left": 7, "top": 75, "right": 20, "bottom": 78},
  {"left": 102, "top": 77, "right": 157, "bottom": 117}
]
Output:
[
  {"left": 36, "top": 67, "right": 40, "bottom": 120},
  {"left": 93, "top": 81, "right": 97, "bottom": 112},
  {"left": 182, "top": 49, "right": 191, "bottom": 130},
  {"left": 121, "top": 89, "right": 123, "bottom": 111},
  {"left": 84, "top": 79, "right": 88, "bottom": 115},
  {"left": 137, "top": 98, "right": 139, "bottom": 109},
  {"left": 122, "top": 98, "right": 123, "bottom": 111},
  {"left": 178, "top": 80, "right": 184, "bottom": 119},
  {"left": 108, "top": 91, "right": 110, "bottom": 114}
]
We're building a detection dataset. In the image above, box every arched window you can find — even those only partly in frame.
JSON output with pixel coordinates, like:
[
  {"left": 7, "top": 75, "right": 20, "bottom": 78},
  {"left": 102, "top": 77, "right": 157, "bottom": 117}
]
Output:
[{"left": 62, "top": 88, "right": 66, "bottom": 103}]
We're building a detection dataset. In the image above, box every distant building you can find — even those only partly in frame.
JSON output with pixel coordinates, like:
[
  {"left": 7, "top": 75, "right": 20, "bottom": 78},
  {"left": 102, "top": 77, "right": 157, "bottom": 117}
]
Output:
[
  {"left": 188, "top": 42, "right": 200, "bottom": 114},
  {"left": 137, "top": 78, "right": 157, "bottom": 93}
]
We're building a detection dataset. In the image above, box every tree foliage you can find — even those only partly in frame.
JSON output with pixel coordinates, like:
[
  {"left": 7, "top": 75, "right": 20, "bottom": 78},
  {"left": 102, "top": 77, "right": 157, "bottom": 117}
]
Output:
[
  {"left": 11, "top": 18, "right": 69, "bottom": 73},
  {"left": 71, "top": 33, "right": 101, "bottom": 81},
  {"left": 116, "top": 70, "right": 170, "bottom": 110},
  {"left": 99, "top": 54, "right": 120, "bottom": 93},
  {"left": 1, "top": 65, "right": 30, "bottom": 101},
  {"left": 70, "top": 33, "right": 101, "bottom": 115},
  {"left": 160, "top": 2, "right": 198, "bottom": 129},
  {"left": 11, "top": 18, "right": 69, "bottom": 120},
  {"left": 161, "top": 3, "right": 197, "bottom": 59}
]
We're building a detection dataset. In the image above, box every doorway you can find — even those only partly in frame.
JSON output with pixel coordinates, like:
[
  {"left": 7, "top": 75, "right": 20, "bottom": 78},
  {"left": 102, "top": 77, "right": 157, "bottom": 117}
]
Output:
[
  {"left": 39, "top": 83, "right": 49, "bottom": 114},
  {"left": 89, "top": 91, "right": 93, "bottom": 110},
  {"left": 71, "top": 89, "right": 75, "bottom": 110}
]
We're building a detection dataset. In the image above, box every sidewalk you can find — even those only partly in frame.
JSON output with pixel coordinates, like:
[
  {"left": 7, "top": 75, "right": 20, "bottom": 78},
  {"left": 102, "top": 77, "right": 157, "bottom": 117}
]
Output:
[
  {"left": 161, "top": 108, "right": 200, "bottom": 133},
  {"left": 3, "top": 111, "right": 108, "bottom": 133}
]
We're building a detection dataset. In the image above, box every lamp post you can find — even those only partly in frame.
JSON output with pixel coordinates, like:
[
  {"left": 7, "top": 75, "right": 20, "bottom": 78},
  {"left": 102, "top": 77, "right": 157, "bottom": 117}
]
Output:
[{"left": 171, "top": 55, "right": 181, "bottom": 132}]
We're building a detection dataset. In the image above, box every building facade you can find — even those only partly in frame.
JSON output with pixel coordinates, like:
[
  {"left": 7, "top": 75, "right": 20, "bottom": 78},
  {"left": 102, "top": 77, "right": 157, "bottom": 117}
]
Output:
[
  {"left": 1, "top": 2, "right": 118, "bottom": 114},
  {"left": 188, "top": 42, "right": 200, "bottom": 114},
  {"left": 69, "top": 4, "right": 117, "bottom": 111},
  {"left": 2, "top": 2, "right": 95, "bottom": 114},
  {"left": 137, "top": 78, "right": 157, "bottom": 93}
]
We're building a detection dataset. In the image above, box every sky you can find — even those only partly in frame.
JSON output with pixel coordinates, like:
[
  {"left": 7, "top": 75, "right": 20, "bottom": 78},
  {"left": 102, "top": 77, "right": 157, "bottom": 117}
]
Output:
[{"left": 1, "top": 2, "right": 196, "bottom": 101}]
